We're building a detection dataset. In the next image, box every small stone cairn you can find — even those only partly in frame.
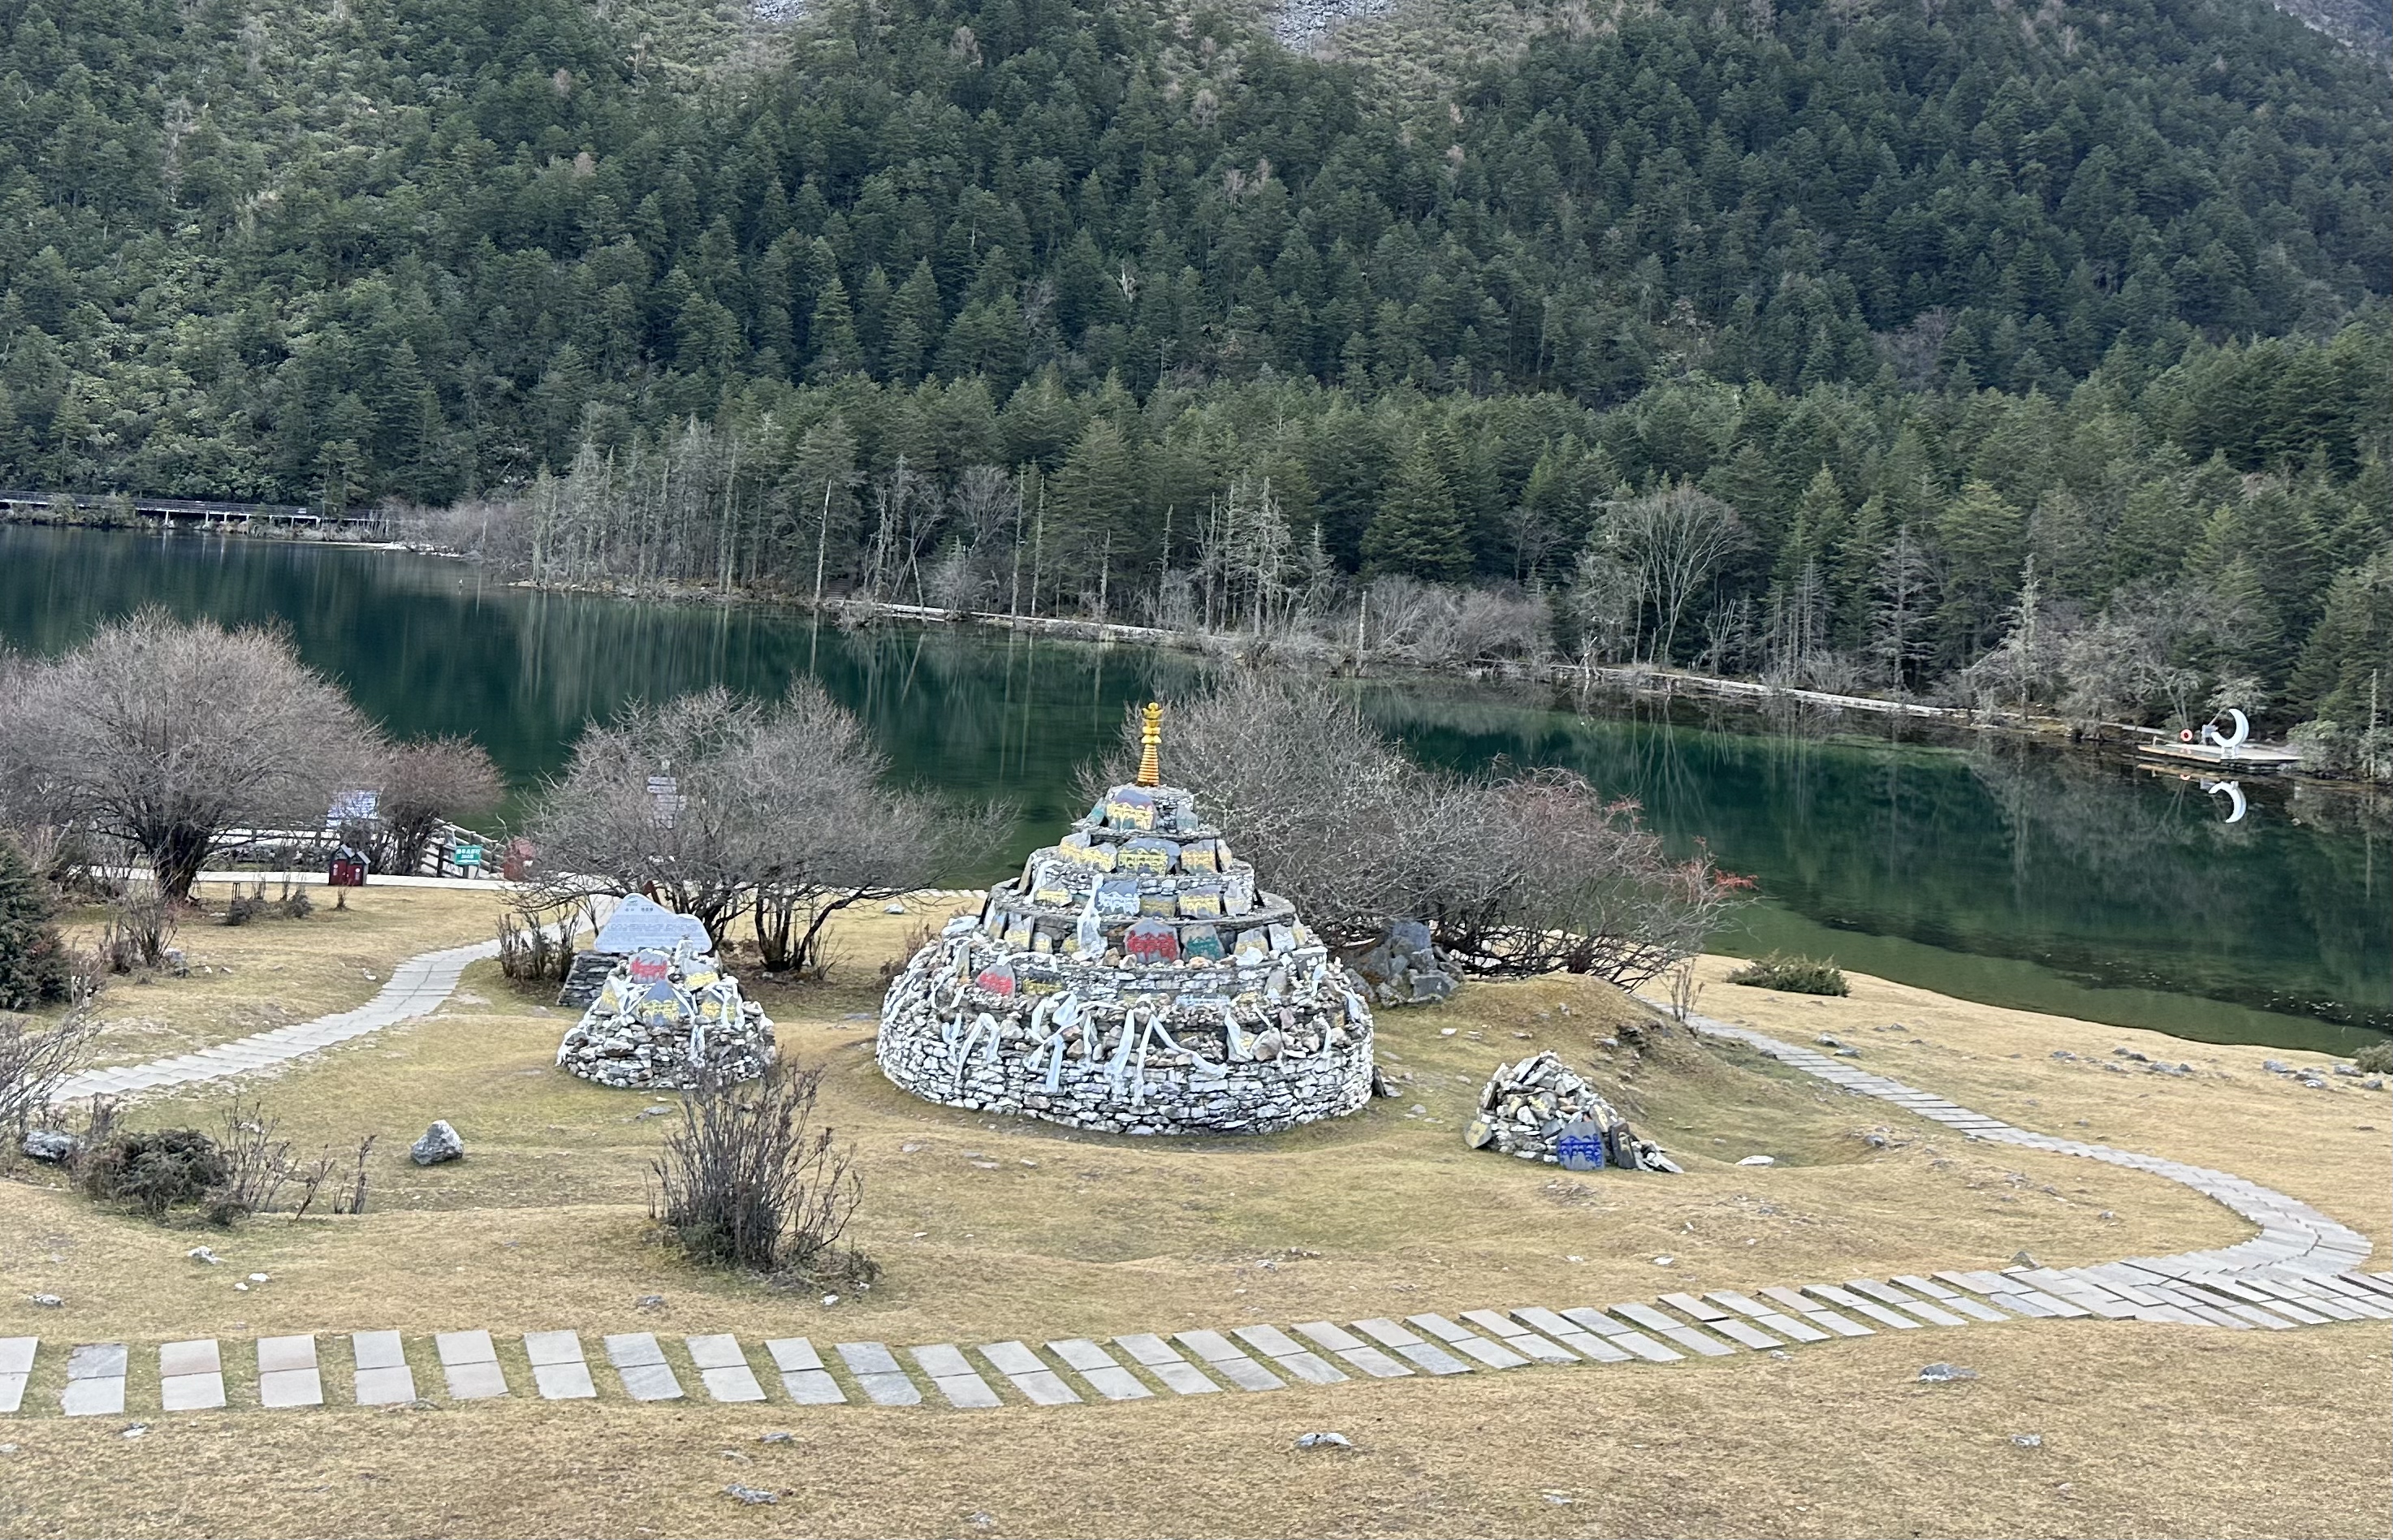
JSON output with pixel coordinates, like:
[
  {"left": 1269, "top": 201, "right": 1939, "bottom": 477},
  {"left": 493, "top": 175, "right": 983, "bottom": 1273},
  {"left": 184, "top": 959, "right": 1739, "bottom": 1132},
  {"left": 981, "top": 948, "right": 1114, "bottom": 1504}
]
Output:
[
  {"left": 876, "top": 704, "right": 1377, "bottom": 1136},
  {"left": 1467, "top": 1051, "right": 1678, "bottom": 1171},
  {"left": 556, "top": 943, "right": 775, "bottom": 1089}
]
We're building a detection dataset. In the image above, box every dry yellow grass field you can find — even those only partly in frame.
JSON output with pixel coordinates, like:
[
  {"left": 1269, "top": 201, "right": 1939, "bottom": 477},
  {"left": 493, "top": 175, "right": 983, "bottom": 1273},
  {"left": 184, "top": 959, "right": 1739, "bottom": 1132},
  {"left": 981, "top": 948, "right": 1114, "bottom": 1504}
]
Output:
[
  {"left": 53, "top": 883, "right": 508, "bottom": 1062},
  {"left": 2, "top": 903, "right": 2386, "bottom": 1536}
]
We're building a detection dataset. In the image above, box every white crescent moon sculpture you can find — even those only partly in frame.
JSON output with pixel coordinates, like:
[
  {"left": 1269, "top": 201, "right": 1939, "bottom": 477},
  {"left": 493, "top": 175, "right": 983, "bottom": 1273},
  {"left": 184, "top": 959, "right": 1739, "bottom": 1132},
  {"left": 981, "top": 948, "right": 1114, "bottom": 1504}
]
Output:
[{"left": 2199, "top": 708, "right": 2251, "bottom": 754}]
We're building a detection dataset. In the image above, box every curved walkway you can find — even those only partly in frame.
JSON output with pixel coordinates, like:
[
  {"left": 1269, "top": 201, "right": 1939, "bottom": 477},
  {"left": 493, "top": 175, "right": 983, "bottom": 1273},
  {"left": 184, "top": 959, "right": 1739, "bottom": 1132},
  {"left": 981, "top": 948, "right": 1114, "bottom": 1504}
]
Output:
[
  {"left": 1665, "top": 1004, "right": 2374, "bottom": 1283},
  {"left": 47, "top": 941, "right": 499, "bottom": 1106}
]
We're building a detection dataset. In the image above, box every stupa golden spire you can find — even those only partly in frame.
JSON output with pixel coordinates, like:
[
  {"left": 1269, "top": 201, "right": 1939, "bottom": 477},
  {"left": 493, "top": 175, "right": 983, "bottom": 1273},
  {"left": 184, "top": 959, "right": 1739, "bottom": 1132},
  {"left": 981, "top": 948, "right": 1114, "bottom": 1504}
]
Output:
[{"left": 1135, "top": 701, "right": 1164, "bottom": 787}]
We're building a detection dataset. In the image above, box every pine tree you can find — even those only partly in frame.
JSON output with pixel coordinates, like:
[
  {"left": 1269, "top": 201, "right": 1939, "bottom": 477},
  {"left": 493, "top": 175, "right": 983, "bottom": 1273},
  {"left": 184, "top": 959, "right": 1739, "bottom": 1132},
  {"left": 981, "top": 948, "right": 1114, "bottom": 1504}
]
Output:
[
  {"left": 0, "top": 835, "right": 68, "bottom": 1011},
  {"left": 1361, "top": 438, "right": 1471, "bottom": 582},
  {"left": 804, "top": 274, "right": 863, "bottom": 382}
]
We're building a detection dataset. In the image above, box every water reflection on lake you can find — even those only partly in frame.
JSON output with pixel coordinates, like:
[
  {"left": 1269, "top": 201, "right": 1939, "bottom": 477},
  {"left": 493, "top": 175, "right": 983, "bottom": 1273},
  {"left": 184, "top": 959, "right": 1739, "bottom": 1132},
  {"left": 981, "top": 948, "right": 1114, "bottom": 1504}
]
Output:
[{"left": 1, "top": 524, "right": 2382, "bottom": 1054}]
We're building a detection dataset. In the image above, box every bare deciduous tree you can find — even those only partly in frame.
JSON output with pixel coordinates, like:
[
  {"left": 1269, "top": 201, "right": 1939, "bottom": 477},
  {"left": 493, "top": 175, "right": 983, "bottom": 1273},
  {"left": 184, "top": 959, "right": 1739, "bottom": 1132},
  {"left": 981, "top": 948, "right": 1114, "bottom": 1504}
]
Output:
[
  {"left": 371, "top": 736, "right": 504, "bottom": 874},
  {"left": 526, "top": 682, "right": 1000, "bottom": 970},
  {"left": 1096, "top": 675, "right": 1740, "bottom": 983},
  {"left": 2, "top": 612, "right": 380, "bottom": 903},
  {"left": 1600, "top": 483, "right": 1744, "bottom": 666}
]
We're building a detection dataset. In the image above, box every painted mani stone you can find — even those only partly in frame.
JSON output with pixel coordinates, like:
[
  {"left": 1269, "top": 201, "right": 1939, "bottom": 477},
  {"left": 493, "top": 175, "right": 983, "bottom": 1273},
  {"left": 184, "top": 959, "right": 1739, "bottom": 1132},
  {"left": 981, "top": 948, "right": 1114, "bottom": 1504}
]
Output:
[
  {"left": 1124, "top": 917, "right": 1179, "bottom": 963},
  {"left": 1117, "top": 837, "right": 1177, "bottom": 875},
  {"left": 1177, "top": 839, "right": 1220, "bottom": 874},
  {"left": 1104, "top": 787, "right": 1156, "bottom": 830},
  {"left": 1030, "top": 865, "right": 1073, "bottom": 908},
  {"left": 1138, "top": 889, "right": 1178, "bottom": 918},
  {"left": 1176, "top": 884, "right": 1223, "bottom": 918},
  {"left": 1095, "top": 878, "right": 1142, "bottom": 918},
  {"left": 975, "top": 962, "right": 1017, "bottom": 995},
  {"left": 1233, "top": 930, "right": 1268, "bottom": 962},
  {"left": 1181, "top": 924, "right": 1225, "bottom": 961},
  {"left": 1057, "top": 832, "right": 1116, "bottom": 869}
]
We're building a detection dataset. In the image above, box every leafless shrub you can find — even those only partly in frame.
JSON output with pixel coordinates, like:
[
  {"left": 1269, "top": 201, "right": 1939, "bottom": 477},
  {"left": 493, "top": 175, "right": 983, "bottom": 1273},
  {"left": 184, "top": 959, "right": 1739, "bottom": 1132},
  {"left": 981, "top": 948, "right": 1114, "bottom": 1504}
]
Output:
[
  {"left": 98, "top": 882, "right": 177, "bottom": 974},
  {"left": 335, "top": 1135, "right": 375, "bottom": 1215},
  {"left": 0, "top": 611, "right": 381, "bottom": 902},
  {"left": 207, "top": 1097, "right": 296, "bottom": 1223},
  {"left": 650, "top": 1063, "right": 877, "bottom": 1283},
  {"left": 1427, "top": 769, "right": 1752, "bottom": 986},
  {"left": 0, "top": 1007, "right": 97, "bottom": 1141},
  {"left": 499, "top": 897, "right": 590, "bottom": 985}
]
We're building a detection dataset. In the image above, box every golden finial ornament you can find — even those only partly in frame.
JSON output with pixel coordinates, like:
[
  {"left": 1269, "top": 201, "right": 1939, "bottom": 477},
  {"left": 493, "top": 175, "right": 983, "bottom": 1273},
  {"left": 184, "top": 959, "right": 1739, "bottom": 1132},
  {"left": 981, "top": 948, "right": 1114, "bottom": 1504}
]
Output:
[{"left": 1135, "top": 701, "right": 1164, "bottom": 787}]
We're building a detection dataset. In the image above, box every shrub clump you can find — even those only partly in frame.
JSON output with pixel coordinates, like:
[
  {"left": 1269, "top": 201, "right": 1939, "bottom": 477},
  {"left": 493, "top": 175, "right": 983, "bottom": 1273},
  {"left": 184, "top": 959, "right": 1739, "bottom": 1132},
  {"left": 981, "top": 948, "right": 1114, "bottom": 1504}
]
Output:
[
  {"left": 1725, "top": 952, "right": 1851, "bottom": 996},
  {"left": 650, "top": 1063, "right": 878, "bottom": 1287},
  {"left": 2352, "top": 1041, "right": 2393, "bottom": 1076},
  {"left": 78, "top": 1127, "right": 230, "bottom": 1218}
]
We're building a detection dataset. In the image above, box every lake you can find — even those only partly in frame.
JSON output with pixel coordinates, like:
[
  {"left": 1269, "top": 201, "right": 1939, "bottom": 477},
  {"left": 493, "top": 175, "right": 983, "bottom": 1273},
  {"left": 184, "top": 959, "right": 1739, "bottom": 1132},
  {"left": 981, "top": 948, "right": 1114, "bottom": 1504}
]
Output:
[{"left": 2, "top": 522, "right": 2384, "bottom": 1055}]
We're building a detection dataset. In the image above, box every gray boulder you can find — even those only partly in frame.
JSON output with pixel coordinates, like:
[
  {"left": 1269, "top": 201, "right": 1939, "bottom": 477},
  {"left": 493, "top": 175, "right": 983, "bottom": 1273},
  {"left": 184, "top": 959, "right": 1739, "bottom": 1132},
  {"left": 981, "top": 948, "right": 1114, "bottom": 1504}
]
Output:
[
  {"left": 20, "top": 1129, "right": 76, "bottom": 1163},
  {"left": 410, "top": 1120, "right": 464, "bottom": 1166},
  {"left": 1348, "top": 920, "right": 1460, "bottom": 1007}
]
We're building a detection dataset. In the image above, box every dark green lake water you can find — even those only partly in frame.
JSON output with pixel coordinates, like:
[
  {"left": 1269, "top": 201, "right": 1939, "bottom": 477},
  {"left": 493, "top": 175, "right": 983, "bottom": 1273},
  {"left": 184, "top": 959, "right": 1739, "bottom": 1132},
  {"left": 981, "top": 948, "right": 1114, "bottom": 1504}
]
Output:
[{"left": 2, "top": 524, "right": 2384, "bottom": 1055}]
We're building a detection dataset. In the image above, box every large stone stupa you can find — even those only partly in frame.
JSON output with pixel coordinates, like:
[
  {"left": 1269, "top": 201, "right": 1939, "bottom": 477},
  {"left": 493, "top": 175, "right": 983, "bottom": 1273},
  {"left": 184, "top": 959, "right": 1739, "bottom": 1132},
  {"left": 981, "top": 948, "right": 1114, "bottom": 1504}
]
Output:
[{"left": 876, "top": 705, "right": 1377, "bottom": 1135}]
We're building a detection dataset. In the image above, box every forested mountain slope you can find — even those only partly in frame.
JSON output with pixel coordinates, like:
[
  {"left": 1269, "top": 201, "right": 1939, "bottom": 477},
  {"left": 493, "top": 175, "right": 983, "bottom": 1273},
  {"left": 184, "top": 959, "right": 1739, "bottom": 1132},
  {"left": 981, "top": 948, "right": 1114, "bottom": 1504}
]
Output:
[{"left": 1, "top": 0, "right": 2387, "bottom": 748}]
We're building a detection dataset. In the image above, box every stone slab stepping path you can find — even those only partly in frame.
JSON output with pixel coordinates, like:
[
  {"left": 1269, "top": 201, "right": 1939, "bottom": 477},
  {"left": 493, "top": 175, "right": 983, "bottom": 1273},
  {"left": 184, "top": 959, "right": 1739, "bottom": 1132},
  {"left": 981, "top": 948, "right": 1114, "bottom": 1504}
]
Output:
[
  {"left": 50, "top": 939, "right": 503, "bottom": 1106},
  {"left": 1047, "top": 1339, "right": 1152, "bottom": 1400},
  {"left": 764, "top": 1339, "right": 846, "bottom": 1404},
  {"left": 1291, "top": 1321, "right": 1416, "bottom": 1378},
  {"left": 437, "top": 1331, "right": 508, "bottom": 1400},
  {"left": 1173, "top": 1330, "right": 1285, "bottom": 1391},
  {"left": 909, "top": 1344, "right": 1000, "bottom": 1408},
  {"left": 353, "top": 1331, "right": 417, "bottom": 1405},
  {"left": 978, "top": 1341, "right": 1081, "bottom": 1404},
  {"left": 1459, "top": 1309, "right": 1581, "bottom": 1364},
  {"left": 837, "top": 1341, "right": 922, "bottom": 1406},
  {"left": 1405, "top": 1313, "right": 1533, "bottom": 1368},
  {"left": 1112, "top": 1334, "right": 1222, "bottom": 1395},
  {"left": 257, "top": 1334, "right": 323, "bottom": 1408},
  {"left": 62, "top": 1343, "right": 126, "bottom": 1417},
  {"left": 1231, "top": 1325, "right": 1348, "bottom": 1385},
  {"left": 604, "top": 1334, "right": 683, "bottom": 1402},
  {"left": 1350, "top": 1318, "right": 1474, "bottom": 1375},
  {"left": 525, "top": 1331, "right": 597, "bottom": 1400},
  {"left": 689, "top": 1335, "right": 766, "bottom": 1403},
  {"left": 0, "top": 1338, "right": 33, "bottom": 1414}
]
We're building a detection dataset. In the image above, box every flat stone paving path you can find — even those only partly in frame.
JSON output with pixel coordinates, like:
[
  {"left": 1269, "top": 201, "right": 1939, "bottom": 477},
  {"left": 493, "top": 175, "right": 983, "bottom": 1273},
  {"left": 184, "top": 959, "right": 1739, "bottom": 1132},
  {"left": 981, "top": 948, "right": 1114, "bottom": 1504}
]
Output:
[
  {"left": 49, "top": 939, "right": 503, "bottom": 1106},
  {"left": 8, "top": 986, "right": 2383, "bottom": 1424}
]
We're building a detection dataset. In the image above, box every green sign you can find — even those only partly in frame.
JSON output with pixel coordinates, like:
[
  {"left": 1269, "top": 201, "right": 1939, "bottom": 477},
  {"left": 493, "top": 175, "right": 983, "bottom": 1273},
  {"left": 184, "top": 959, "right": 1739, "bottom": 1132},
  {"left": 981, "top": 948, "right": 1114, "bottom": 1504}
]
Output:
[{"left": 452, "top": 843, "right": 484, "bottom": 867}]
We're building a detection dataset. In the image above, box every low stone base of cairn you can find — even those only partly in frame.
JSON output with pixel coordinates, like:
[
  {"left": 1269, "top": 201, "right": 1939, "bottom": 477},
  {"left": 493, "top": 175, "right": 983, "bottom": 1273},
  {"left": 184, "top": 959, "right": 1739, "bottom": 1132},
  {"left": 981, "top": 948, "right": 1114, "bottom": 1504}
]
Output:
[{"left": 1468, "top": 1051, "right": 1679, "bottom": 1171}]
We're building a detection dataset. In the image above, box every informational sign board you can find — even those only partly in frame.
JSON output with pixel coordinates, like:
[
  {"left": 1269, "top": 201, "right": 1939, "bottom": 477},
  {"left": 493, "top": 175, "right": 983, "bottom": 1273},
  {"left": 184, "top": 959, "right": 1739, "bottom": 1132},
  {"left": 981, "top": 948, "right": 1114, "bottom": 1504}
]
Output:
[
  {"left": 1555, "top": 1118, "right": 1610, "bottom": 1172},
  {"left": 591, "top": 894, "right": 714, "bottom": 955},
  {"left": 451, "top": 843, "right": 484, "bottom": 868},
  {"left": 646, "top": 774, "right": 685, "bottom": 829}
]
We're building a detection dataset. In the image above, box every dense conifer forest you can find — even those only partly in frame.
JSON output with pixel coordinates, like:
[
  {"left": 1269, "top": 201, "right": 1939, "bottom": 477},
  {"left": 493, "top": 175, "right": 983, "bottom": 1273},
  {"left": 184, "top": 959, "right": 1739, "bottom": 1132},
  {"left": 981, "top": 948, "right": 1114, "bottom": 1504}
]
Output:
[{"left": 2, "top": 0, "right": 2386, "bottom": 750}]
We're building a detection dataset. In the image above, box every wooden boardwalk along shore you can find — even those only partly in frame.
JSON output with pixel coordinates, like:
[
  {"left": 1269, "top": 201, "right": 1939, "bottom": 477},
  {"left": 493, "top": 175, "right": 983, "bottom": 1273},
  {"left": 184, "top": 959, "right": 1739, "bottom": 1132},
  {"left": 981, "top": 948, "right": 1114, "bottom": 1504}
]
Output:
[{"left": 0, "top": 490, "right": 374, "bottom": 528}]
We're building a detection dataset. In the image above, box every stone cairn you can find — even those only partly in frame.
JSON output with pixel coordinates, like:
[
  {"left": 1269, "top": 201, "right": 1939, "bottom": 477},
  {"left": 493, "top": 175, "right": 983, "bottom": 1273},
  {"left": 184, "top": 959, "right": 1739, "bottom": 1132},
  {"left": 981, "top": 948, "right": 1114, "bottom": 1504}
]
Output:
[
  {"left": 877, "top": 703, "right": 1377, "bottom": 1136},
  {"left": 1467, "top": 1051, "right": 1679, "bottom": 1171},
  {"left": 556, "top": 943, "right": 776, "bottom": 1089}
]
